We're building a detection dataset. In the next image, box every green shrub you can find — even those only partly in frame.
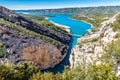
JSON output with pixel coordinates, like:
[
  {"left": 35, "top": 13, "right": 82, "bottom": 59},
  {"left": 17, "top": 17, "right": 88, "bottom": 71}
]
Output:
[
  {"left": 0, "top": 42, "right": 3, "bottom": 47},
  {"left": 29, "top": 72, "right": 55, "bottom": 80},
  {"left": 0, "top": 61, "right": 119, "bottom": 80},
  {"left": 0, "top": 62, "right": 39, "bottom": 80},
  {"left": 111, "top": 14, "right": 120, "bottom": 31},
  {"left": 114, "top": 33, "right": 120, "bottom": 38},
  {"left": 0, "top": 42, "right": 4, "bottom": 58},
  {"left": 29, "top": 71, "right": 63, "bottom": 80},
  {"left": 103, "top": 39, "right": 120, "bottom": 63},
  {"left": 64, "top": 62, "right": 119, "bottom": 80}
]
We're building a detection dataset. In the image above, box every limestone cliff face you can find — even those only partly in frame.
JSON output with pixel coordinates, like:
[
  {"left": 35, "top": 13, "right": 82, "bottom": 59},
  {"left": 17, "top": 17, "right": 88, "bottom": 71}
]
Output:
[
  {"left": 0, "top": 6, "right": 71, "bottom": 70},
  {"left": 0, "top": 26, "right": 67, "bottom": 70},
  {"left": 70, "top": 13, "right": 119, "bottom": 68}
]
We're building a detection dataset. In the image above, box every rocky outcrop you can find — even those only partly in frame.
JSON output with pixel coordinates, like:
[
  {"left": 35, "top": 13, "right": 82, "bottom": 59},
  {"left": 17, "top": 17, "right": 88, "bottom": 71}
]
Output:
[
  {"left": 22, "top": 44, "right": 66, "bottom": 69},
  {"left": 70, "top": 13, "right": 119, "bottom": 68}
]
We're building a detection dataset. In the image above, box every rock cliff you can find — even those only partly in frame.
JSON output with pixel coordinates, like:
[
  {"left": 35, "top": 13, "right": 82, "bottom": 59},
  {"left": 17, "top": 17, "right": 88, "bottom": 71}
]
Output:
[
  {"left": 0, "top": 6, "right": 72, "bottom": 70},
  {"left": 70, "top": 13, "right": 119, "bottom": 68}
]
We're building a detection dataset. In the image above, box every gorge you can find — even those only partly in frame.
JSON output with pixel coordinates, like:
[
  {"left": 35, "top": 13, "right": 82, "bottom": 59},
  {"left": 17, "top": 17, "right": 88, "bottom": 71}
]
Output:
[
  {"left": 17, "top": 12, "right": 92, "bottom": 73},
  {"left": 1, "top": 5, "right": 120, "bottom": 76}
]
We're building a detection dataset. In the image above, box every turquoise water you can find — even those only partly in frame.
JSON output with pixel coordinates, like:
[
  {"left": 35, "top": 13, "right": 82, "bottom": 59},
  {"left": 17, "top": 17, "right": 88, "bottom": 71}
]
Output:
[
  {"left": 46, "top": 14, "right": 91, "bottom": 73},
  {"left": 15, "top": 11, "right": 91, "bottom": 73},
  {"left": 48, "top": 14, "right": 91, "bottom": 47}
]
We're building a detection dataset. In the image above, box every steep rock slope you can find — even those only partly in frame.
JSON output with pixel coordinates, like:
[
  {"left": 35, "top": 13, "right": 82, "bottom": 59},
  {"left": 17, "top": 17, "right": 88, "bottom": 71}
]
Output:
[
  {"left": 0, "top": 6, "right": 71, "bottom": 44},
  {"left": 0, "top": 6, "right": 72, "bottom": 70},
  {"left": 70, "top": 13, "right": 119, "bottom": 68}
]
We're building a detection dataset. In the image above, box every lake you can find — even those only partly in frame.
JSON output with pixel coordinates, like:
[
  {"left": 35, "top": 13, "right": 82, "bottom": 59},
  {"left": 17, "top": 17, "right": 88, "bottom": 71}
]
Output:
[{"left": 47, "top": 13, "right": 91, "bottom": 47}]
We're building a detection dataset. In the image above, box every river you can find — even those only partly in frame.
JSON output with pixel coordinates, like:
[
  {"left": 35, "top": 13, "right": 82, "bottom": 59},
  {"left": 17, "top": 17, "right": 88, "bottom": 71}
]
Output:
[{"left": 15, "top": 11, "right": 92, "bottom": 73}]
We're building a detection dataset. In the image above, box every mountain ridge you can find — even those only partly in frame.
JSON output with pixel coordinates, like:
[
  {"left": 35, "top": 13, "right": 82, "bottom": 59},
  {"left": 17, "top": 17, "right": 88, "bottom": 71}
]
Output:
[{"left": 14, "top": 6, "right": 120, "bottom": 14}]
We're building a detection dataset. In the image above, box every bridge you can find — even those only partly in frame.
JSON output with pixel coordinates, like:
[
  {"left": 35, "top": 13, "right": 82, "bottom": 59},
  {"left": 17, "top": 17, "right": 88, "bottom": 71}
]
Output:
[{"left": 70, "top": 34, "right": 81, "bottom": 37}]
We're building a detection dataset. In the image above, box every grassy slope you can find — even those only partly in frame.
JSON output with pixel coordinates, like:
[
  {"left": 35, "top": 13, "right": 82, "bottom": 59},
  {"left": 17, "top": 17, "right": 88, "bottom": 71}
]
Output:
[
  {"left": 0, "top": 18, "right": 64, "bottom": 46},
  {"left": 20, "top": 14, "right": 69, "bottom": 35}
]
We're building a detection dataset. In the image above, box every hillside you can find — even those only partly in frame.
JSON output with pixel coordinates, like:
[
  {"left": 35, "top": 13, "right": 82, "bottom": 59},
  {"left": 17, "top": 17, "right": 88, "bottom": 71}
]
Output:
[
  {"left": 0, "top": 6, "right": 72, "bottom": 70},
  {"left": 70, "top": 12, "right": 120, "bottom": 75}
]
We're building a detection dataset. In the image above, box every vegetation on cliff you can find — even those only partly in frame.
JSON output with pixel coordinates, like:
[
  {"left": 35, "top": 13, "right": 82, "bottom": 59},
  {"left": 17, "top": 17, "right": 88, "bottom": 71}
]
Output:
[
  {"left": 111, "top": 14, "right": 120, "bottom": 31},
  {"left": 103, "top": 39, "right": 120, "bottom": 63},
  {"left": 0, "top": 42, "right": 4, "bottom": 58}
]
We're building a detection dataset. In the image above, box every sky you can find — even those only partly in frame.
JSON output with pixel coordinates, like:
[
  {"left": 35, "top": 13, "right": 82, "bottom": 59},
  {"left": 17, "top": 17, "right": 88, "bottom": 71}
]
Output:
[{"left": 0, "top": 0, "right": 120, "bottom": 10}]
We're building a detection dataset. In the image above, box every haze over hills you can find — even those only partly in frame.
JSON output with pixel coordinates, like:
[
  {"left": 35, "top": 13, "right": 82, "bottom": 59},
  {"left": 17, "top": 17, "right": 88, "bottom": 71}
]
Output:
[{"left": 15, "top": 6, "right": 120, "bottom": 14}]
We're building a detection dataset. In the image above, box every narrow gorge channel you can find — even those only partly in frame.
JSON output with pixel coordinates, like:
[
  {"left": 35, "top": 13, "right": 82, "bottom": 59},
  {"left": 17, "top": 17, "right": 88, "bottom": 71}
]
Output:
[{"left": 45, "top": 13, "right": 92, "bottom": 73}]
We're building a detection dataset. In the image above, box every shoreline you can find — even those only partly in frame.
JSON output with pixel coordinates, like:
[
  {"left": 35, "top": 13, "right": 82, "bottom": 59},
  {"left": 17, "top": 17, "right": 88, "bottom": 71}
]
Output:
[
  {"left": 69, "top": 17, "right": 93, "bottom": 28},
  {"left": 45, "top": 17, "right": 70, "bottom": 29},
  {"left": 45, "top": 17, "right": 71, "bottom": 33},
  {"left": 45, "top": 16, "right": 92, "bottom": 34},
  {"left": 50, "top": 20, "right": 70, "bottom": 29}
]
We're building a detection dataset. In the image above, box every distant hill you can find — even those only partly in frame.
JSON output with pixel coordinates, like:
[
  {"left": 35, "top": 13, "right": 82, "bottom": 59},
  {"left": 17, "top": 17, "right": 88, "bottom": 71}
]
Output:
[{"left": 14, "top": 6, "right": 120, "bottom": 14}]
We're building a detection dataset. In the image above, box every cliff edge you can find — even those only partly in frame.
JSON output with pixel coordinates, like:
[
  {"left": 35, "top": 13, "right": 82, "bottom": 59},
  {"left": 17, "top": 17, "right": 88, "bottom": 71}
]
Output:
[{"left": 70, "top": 12, "right": 119, "bottom": 68}]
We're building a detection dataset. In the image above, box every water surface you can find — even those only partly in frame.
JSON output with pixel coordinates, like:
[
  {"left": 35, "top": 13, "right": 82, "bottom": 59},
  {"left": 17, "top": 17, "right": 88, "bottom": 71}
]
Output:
[{"left": 48, "top": 14, "right": 91, "bottom": 47}]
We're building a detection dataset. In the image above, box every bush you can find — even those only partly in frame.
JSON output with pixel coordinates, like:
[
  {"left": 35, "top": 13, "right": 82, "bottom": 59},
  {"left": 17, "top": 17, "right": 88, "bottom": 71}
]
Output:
[
  {"left": 63, "top": 62, "right": 118, "bottom": 80},
  {"left": 0, "top": 42, "right": 3, "bottom": 47},
  {"left": 0, "top": 42, "right": 4, "bottom": 58},
  {"left": 111, "top": 14, "right": 120, "bottom": 31},
  {"left": 103, "top": 39, "right": 120, "bottom": 63},
  {"left": 0, "top": 61, "right": 119, "bottom": 80},
  {"left": 0, "top": 62, "right": 39, "bottom": 80},
  {"left": 114, "top": 33, "right": 120, "bottom": 38},
  {"left": 29, "top": 72, "right": 57, "bottom": 80}
]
